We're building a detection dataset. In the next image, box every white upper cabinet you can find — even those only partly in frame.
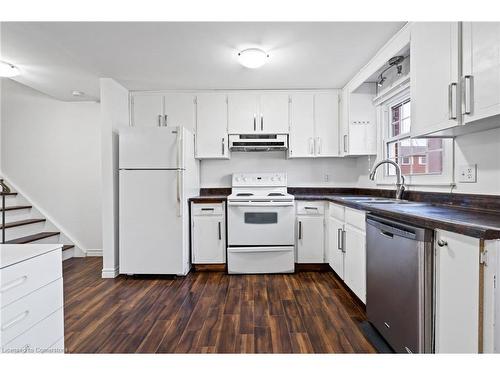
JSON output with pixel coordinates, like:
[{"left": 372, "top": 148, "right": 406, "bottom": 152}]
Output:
[
  {"left": 289, "top": 91, "right": 340, "bottom": 158},
  {"left": 131, "top": 94, "right": 164, "bottom": 127},
  {"left": 289, "top": 93, "right": 315, "bottom": 157},
  {"left": 227, "top": 93, "right": 259, "bottom": 133},
  {"left": 340, "top": 84, "right": 377, "bottom": 156},
  {"left": 163, "top": 94, "right": 196, "bottom": 133},
  {"left": 130, "top": 93, "right": 195, "bottom": 132},
  {"left": 228, "top": 93, "right": 289, "bottom": 134},
  {"left": 259, "top": 93, "right": 290, "bottom": 133},
  {"left": 314, "top": 93, "right": 340, "bottom": 157},
  {"left": 462, "top": 22, "right": 500, "bottom": 125},
  {"left": 195, "top": 94, "right": 229, "bottom": 159},
  {"left": 411, "top": 22, "right": 461, "bottom": 137}
]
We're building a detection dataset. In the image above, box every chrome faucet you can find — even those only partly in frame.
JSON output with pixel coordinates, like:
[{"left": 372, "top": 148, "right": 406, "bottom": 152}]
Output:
[{"left": 369, "top": 159, "right": 406, "bottom": 200}]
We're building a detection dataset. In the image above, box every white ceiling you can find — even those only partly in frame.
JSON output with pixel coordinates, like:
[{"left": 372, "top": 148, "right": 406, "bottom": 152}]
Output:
[{"left": 1, "top": 22, "right": 405, "bottom": 101}]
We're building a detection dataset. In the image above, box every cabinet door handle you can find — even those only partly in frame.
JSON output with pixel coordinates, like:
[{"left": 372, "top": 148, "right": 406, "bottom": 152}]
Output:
[
  {"left": 337, "top": 228, "right": 343, "bottom": 250},
  {"left": 222, "top": 138, "right": 225, "bottom": 155},
  {"left": 164, "top": 114, "right": 168, "bottom": 127},
  {"left": 464, "top": 75, "right": 473, "bottom": 115},
  {"left": 201, "top": 207, "right": 215, "bottom": 211},
  {"left": 2, "top": 310, "right": 30, "bottom": 331},
  {"left": 158, "top": 114, "right": 162, "bottom": 127},
  {"left": 304, "top": 206, "right": 318, "bottom": 211},
  {"left": 308, "top": 138, "right": 314, "bottom": 155},
  {"left": 218, "top": 222, "right": 222, "bottom": 240},
  {"left": 342, "top": 230, "right": 346, "bottom": 252},
  {"left": 298, "top": 221, "right": 302, "bottom": 239},
  {"left": 260, "top": 114, "right": 264, "bottom": 131},
  {"left": 316, "top": 137, "right": 321, "bottom": 155},
  {"left": 253, "top": 114, "right": 256, "bottom": 131},
  {"left": 448, "top": 82, "right": 457, "bottom": 120},
  {"left": 437, "top": 239, "right": 448, "bottom": 247},
  {"left": 343, "top": 134, "right": 348, "bottom": 153}
]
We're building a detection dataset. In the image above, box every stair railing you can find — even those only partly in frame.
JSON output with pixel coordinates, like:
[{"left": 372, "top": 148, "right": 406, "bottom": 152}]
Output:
[{"left": 0, "top": 179, "right": 11, "bottom": 244}]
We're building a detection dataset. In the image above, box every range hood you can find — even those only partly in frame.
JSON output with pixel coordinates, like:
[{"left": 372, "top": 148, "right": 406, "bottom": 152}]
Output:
[{"left": 228, "top": 134, "right": 288, "bottom": 152}]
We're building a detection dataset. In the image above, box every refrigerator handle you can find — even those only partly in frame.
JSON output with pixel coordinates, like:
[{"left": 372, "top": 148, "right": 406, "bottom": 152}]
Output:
[
  {"left": 176, "top": 169, "right": 182, "bottom": 217},
  {"left": 176, "top": 127, "right": 184, "bottom": 169}
]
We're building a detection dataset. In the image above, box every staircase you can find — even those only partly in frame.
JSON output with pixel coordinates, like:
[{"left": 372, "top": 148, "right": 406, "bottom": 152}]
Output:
[{"left": 1, "top": 179, "right": 80, "bottom": 260}]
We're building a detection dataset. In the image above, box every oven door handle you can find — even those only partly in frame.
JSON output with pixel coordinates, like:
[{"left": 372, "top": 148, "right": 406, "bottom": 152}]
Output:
[{"left": 227, "top": 201, "right": 294, "bottom": 207}]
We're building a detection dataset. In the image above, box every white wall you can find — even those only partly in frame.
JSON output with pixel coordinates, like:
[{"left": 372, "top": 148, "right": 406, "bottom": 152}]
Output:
[
  {"left": 201, "top": 152, "right": 360, "bottom": 188},
  {"left": 100, "top": 78, "right": 129, "bottom": 278},
  {"left": 0, "top": 79, "right": 102, "bottom": 250},
  {"left": 355, "top": 127, "right": 500, "bottom": 195}
]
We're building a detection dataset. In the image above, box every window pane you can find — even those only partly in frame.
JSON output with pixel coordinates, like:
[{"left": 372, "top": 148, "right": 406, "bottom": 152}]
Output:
[
  {"left": 399, "top": 139, "right": 412, "bottom": 157},
  {"left": 427, "top": 138, "right": 443, "bottom": 151},
  {"left": 391, "top": 104, "right": 401, "bottom": 137},
  {"left": 402, "top": 101, "right": 411, "bottom": 119},
  {"left": 400, "top": 118, "right": 411, "bottom": 134},
  {"left": 427, "top": 150, "right": 443, "bottom": 174}
]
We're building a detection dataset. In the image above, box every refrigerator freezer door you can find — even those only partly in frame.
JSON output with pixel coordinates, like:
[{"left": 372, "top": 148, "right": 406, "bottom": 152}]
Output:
[
  {"left": 119, "top": 127, "right": 182, "bottom": 169},
  {"left": 119, "top": 169, "right": 185, "bottom": 275}
]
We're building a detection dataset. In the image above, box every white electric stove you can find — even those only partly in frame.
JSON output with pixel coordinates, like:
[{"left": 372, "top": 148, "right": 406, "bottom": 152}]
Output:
[{"left": 227, "top": 173, "right": 295, "bottom": 274}]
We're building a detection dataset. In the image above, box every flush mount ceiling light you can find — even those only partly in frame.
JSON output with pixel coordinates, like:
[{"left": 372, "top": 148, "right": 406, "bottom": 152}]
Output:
[
  {"left": 237, "top": 48, "right": 269, "bottom": 69},
  {"left": 0, "top": 61, "right": 21, "bottom": 77}
]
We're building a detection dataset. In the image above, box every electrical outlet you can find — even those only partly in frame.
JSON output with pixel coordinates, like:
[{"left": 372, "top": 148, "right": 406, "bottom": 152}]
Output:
[{"left": 458, "top": 164, "right": 477, "bottom": 183}]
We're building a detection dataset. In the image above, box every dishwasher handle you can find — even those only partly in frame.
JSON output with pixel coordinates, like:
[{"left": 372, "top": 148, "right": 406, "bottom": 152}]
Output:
[{"left": 366, "top": 215, "right": 430, "bottom": 241}]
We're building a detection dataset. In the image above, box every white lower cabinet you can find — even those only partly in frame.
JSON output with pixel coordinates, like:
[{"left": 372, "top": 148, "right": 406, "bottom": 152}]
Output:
[
  {"left": 327, "top": 202, "right": 366, "bottom": 303},
  {"left": 1, "top": 245, "right": 64, "bottom": 353},
  {"left": 344, "top": 223, "right": 366, "bottom": 303},
  {"left": 434, "top": 229, "right": 480, "bottom": 353},
  {"left": 296, "top": 201, "right": 325, "bottom": 263},
  {"left": 191, "top": 203, "right": 226, "bottom": 264}
]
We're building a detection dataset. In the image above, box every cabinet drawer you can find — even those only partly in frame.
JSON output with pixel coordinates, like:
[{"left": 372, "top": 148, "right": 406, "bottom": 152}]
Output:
[
  {"left": 345, "top": 207, "right": 366, "bottom": 231},
  {"left": 1, "top": 278, "right": 63, "bottom": 345},
  {"left": 2, "top": 308, "right": 64, "bottom": 352},
  {"left": 1, "top": 249, "right": 62, "bottom": 307},
  {"left": 296, "top": 201, "right": 325, "bottom": 215},
  {"left": 192, "top": 203, "right": 224, "bottom": 216},
  {"left": 329, "top": 202, "right": 345, "bottom": 220}
]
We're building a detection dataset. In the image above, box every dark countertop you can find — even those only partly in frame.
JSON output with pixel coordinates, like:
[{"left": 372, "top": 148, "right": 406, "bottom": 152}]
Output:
[
  {"left": 189, "top": 190, "right": 500, "bottom": 240},
  {"left": 294, "top": 194, "right": 500, "bottom": 240}
]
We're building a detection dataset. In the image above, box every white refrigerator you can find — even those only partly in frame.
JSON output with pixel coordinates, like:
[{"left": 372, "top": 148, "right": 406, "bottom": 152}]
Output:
[{"left": 119, "top": 126, "right": 199, "bottom": 275}]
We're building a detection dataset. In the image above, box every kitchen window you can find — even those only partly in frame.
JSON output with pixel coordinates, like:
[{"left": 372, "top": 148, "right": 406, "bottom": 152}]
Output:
[{"left": 378, "top": 88, "right": 454, "bottom": 186}]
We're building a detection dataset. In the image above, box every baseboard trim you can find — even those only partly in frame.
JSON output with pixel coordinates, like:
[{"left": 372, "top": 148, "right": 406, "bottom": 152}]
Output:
[
  {"left": 295, "top": 263, "right": 331, "bottom": 272},
  {"left": 86, "top": 249, "right": 103, "bottom": 257},
  {"left": 101, "top": 267, "right": 119, "bottom": 278},
  {"left": 192, "top": 264, "right": 226, "bottom": 272},
  {"left": 62, "top": 248, "right": 75, "bottom": 261}
]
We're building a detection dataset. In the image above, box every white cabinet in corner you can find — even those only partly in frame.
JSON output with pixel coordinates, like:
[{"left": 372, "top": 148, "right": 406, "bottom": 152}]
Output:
[
  {"left": 289, "top": 92, "right": 340, "bottom": 158},
  {"left": 195, "top": 94, "right": 229, "bottom": 159},
  {"left": 296, "top": 201, "right": 325, "bottom": 263},
  {"left": 191, "top": 203, "right": 226, "bottom": 264},
  {"left": 340, "top": 84, "right": 377, "bottom": 156}
]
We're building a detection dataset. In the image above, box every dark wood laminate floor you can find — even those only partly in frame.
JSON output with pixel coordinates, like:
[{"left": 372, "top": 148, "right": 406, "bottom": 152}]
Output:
[{"left": 63, "top": 257, "right": 376, "bottom": 353}]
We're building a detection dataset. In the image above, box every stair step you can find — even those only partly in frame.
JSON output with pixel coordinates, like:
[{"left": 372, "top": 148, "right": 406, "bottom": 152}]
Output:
[
  {"left": 5, "top": 231, "right": 60, "bottom": 244},
  {"left": 0, "top": 218, "right": 46, "bottom": 230},
  {"left": 0, "top": 205, "right": 32, "bottom": 212},
  {"left": 62, "top": 245, "right": 75, "bottom": 251}
]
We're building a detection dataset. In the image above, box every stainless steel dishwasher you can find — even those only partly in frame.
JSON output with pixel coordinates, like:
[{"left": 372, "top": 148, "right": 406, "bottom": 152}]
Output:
[{"left": 366, "top": 214, "right": 434, "bottom": 353}]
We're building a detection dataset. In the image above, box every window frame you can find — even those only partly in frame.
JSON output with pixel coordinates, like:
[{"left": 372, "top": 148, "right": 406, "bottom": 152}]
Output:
[{"left": 374, "top": 85, "right": 455, "bottom": 187}]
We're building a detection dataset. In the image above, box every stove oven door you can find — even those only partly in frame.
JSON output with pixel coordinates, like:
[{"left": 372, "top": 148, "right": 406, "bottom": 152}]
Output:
[{"left": 227, "top": 201, "right": 295, "bottom": 247}]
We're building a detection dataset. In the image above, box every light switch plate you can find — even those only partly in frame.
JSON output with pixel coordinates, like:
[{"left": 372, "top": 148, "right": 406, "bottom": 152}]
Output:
[{"left": 458, "top": 164, "right": 477, "bottom": 183}]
